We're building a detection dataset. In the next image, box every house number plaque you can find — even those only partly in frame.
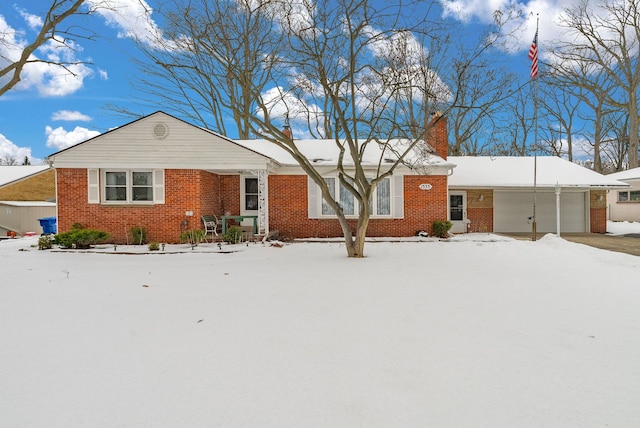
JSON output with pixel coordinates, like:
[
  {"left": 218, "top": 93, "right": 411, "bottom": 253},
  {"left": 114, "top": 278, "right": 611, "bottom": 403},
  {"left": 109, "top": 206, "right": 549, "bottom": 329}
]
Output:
[{"left": 418, "top": 183, "right": 433, "bottom": 190}]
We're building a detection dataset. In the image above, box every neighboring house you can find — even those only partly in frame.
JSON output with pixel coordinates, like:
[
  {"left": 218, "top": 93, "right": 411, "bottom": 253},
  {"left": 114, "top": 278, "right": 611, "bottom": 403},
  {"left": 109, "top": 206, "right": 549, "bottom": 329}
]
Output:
[
  {"left": 448, "top": 157, "right": 627, "bottom": 234},
  {"left": 46, "top": 111, "right": 627, "bottom": 243},
  {"left": 606, "top": 167, "right": 640, "bottom": 222},
  {"left": 0, "top": 165, "right": 56, "bottom": 236}
]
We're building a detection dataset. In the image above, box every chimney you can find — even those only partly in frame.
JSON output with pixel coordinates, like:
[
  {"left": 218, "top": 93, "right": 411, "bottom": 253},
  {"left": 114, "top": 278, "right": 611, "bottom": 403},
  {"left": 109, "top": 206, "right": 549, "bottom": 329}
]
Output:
[
  {"left": 425, "top": 111, "right": 448, "bottom": 160},
  {"left": 282, "top": 125, "right": 292, "bottom": 140}
]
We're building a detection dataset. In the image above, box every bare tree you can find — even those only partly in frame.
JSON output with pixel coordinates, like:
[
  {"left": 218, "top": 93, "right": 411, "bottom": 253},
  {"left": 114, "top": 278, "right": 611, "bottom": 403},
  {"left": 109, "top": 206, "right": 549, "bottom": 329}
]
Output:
[
  {"left": 547, "top": 33, "right": 622, "bottom": 172},
  {"left": 128, "top": 0, "right": 511, "bottom": 257},
  {"left": 115, "top": 0, "right": 286, "bottom": 138},
  {"left": 554, "top": 0, "right": 640, "bottom": 168},
  {"left": 0, "top": 156, "right": 17, "bottom": 165},
  {"left": 537, "top": 76, "right": 583, "bottom": 160},
  {"left": 493, "top": 85, "right": 535, "bottom": 156},
  {"left": 0, "top": 0, "right": 100, "bottom": 96},
  {"left": 600, "top": 112, "right": 630, "bottom": 172},
  {"left": 445, "top": 21, "right": 519, "bottom": 156}
]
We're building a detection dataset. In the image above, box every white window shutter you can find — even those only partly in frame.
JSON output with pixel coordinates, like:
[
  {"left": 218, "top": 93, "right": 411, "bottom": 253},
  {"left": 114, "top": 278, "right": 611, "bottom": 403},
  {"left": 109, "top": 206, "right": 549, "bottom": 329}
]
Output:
[
  {"left": 308, "top": 176, "right": 318, "bottom": 218},
  {"left": 153, "top": 170, "right": 165, "bottom": 204},
  {"left": 87, "top": 169, "right": 99, "bottom": 204},
  {"left": 392, "top": 175, "right": 404, "bottom": 219}
]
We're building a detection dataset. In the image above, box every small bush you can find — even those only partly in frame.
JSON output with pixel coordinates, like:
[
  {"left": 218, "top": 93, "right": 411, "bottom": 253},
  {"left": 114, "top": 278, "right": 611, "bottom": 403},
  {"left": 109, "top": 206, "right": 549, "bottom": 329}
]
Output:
[
  {"left": 223, "top": 225, "right": 243, "bottom": 243},
  {"left": 180, "top": 229, "right": 205, "bottom": 245},
  {"left": 432, "top": 220, "right": 453, "bottom": 238},
  {"left": 38, "top": 235, "right": 53, "bottom": 250},
  {"left": 130, "top": 226, "right": 147, "bottom": 245},
  {"left": 148, "top": 241, "right": 160, "bottom": 251},
  {"left": 54, "top": 227, "right": 110, "bottom": 249}
]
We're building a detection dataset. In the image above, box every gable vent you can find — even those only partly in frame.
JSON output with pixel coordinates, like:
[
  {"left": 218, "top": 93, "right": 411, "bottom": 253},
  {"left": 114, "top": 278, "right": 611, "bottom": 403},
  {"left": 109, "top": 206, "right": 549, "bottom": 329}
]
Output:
[{"left": 153, "top": 122, "right": 169, "bottom": 139}]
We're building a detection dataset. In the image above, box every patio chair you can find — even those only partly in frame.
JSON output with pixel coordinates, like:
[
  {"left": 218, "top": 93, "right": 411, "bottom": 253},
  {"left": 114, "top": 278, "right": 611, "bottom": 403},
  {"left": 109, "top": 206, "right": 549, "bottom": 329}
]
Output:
[{"left": 201, "top": 215, "right": 221, "bottom": 242}]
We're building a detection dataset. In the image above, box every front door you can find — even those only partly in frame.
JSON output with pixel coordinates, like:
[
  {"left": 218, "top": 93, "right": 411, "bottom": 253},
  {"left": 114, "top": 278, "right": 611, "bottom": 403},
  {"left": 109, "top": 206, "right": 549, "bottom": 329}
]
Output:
[{"left": 449, "top": 191, "right": 467, "bottom": 233}]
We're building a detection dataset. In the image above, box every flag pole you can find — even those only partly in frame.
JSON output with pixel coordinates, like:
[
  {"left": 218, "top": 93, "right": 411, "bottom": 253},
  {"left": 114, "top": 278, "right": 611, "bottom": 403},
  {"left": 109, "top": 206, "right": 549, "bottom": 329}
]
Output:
[{"left": 529, "top": 15, "right": 540, "bottom": 241}]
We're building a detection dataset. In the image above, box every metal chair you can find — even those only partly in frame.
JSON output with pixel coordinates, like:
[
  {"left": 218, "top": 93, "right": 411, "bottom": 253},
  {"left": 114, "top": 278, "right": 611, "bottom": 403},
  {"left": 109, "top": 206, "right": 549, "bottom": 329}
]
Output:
[{"left": 201, "top": 215, "right": 220, "bottom": 242}]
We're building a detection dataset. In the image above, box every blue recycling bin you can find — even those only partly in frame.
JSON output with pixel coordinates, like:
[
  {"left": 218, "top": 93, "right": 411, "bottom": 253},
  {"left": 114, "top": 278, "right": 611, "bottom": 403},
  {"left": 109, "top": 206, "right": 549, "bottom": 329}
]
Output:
[{"left": 38, "top": 217, "right": 57, "bottom": 235}]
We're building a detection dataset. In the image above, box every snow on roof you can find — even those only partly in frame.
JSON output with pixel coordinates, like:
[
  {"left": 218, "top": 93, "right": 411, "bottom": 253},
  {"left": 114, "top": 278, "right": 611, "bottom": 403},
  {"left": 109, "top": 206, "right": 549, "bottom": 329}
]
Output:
[
  {"left": 448, "top": 156, "right": 629, "bottom": 188},
  {"left": 234, "top": 138, "right": 452, "bottom": 168},
  {"left": 606, "top": 166, "right": 640, "bottom": 182},
  {"left": 0, "top": 165, "right": 50, "bottom": 187}
]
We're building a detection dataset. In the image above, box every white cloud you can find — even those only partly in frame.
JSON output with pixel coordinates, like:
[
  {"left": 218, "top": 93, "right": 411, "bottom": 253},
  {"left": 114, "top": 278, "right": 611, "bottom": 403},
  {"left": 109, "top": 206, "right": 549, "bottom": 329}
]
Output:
[
  {"left": 98, "top": 69, "right": 108, "bottom": 80},
  {"left": 0, "top": 14, "right": 92, "bottom": 96},
  {"left": 260, "top": 86, "right": 324, "bottom": 138},
  {"left": 45, "top": 126, "right": 100, "bottom": 150},
  {"left": 439, "top": 0, "right": 573, "bottom": 54},
  {"left": 0, "top": 133, "right": 36, "bottom": 164},
  {"left": 51, "top": 110, "right": 93, "bottom": 122},
  {"left": 88, "top": 0, "right": 168, "bottom": 47},
  {"left": 17, "top": 8, "right": 43, "bottom": 30}
]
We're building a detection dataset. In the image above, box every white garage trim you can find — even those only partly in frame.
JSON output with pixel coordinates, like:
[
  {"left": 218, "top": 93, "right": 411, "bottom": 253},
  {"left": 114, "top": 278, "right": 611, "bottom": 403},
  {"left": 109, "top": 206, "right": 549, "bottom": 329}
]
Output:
[{"left": 494, "top": 190, "right": 588, "bottom": 233}]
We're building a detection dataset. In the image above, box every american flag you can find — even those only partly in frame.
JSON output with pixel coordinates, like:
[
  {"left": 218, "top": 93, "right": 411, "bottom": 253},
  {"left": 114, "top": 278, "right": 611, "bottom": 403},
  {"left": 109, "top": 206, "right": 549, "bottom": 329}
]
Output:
[{"left": 528, "top": 28, "right": 539, "bottom": 79}]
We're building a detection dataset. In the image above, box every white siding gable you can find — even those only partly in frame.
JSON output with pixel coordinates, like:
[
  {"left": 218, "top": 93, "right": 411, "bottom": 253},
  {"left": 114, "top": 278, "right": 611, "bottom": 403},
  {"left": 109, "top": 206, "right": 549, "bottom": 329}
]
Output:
[{"left": 50, "top": 112, "right": 272, "bottom": 170}]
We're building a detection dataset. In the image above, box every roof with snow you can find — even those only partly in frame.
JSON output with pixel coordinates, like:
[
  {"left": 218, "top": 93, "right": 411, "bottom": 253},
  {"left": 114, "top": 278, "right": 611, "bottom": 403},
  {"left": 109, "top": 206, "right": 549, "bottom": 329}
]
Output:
[
  {"left": 447, "top": 156, "right": 629, "bottom": 188},
  {"left": 234, "top": 138, "right": 452, "bottom": 168},
  {"left": 606, "top": 167, "right": 640, "bottom": 182},
  {"left": 0, "top": 165, "right": 50, "bottom": 187}
]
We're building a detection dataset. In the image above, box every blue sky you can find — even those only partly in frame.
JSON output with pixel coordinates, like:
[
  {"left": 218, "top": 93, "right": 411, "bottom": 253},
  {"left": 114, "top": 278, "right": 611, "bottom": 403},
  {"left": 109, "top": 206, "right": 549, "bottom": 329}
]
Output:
[{"left": 0, "top": 0, "right": 562, "bottom": 164}]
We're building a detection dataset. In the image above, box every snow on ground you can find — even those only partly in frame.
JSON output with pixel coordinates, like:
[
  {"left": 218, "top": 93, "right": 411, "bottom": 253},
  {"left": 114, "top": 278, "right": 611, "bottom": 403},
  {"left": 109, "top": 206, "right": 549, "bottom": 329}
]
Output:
[
  {"left": 1, "top": 227, "right": 639, "bottom": 427},
  {"left": 607, "top": 219, "right": 640, "bottom": 235}
]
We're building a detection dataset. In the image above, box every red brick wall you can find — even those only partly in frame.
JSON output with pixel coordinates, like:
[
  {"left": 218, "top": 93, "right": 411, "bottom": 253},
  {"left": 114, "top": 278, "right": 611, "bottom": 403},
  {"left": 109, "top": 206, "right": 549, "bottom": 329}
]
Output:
[
  {"left": 590, "top": 208, "right": 606, "bottom": 233},
  {"left": 467, "top": 208, "right": 493, "bottom": 232},
  {"left": 590, "top": 190, "right": 607, "bottom": 233},
  {"left": 220, "top": 175, "right": 240, "bottom": 215},
  {"left": 268, "top": 175, "right": 448, "bottom": 238},
  {"left": 56, "top": 168, "right": 222, "bottom": 244},
  {"left": 465, "top": 189, "right": 494, "bottom": 232},
  {"left": 425, "top": 115, "right": 448, "bottom": 159},
  {"left": 57, "top": 169, "right": 449, "bottom": 242}
]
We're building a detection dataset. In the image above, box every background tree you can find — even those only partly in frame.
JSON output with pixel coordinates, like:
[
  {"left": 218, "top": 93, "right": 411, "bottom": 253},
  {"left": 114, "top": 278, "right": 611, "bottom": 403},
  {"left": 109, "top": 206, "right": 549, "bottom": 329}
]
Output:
[
  {"left": 1, "top": 0, "right": 95, "bottom": 96},
  {"left": 118, "top": 0, "right": 286, "bottom": 138},
  {"left": 552, "top": 0, "right": 640, "bottom": 168},
  {"left": 0, "top": 156, "right": 17, "bottom": 165},
  {"left": 537, "top": 76, "right": 583, "bottom": 160}
]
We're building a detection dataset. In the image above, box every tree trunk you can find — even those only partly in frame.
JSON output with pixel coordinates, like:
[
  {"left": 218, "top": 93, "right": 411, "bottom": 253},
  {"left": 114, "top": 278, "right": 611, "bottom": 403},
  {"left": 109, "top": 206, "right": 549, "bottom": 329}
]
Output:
[
  {"left": 593, "top": 105, "right": 603, "bottom": 172},
  {"left": 336, "top": 208, "right": 370, "bottom": 258},
  {"left": 628, "top": 96, "right": 639, "bottom": 168}
]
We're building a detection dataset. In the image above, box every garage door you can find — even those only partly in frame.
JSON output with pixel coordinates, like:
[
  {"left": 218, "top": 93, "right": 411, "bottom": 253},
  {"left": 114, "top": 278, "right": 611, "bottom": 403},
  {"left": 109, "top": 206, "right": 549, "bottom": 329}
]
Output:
[{"left": 494, "top": 191, "right": 587, "bottom": 233}]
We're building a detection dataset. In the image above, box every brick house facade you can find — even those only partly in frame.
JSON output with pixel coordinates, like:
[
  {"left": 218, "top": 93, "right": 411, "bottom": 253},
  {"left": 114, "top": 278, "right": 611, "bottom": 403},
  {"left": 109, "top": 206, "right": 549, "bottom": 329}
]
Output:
[
  {"left": 49, "top": 112, "right": 452, "bottom": 243},
  {"left": 48, "top": 112, "right": 624, "bottom": 243}
]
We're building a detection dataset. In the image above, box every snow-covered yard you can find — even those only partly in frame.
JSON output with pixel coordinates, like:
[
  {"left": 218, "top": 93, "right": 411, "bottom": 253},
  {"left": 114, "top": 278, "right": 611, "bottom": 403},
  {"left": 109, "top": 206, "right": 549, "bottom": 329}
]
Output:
[{"left": 1, "top": 223, "right": 639, "bottom": 427}]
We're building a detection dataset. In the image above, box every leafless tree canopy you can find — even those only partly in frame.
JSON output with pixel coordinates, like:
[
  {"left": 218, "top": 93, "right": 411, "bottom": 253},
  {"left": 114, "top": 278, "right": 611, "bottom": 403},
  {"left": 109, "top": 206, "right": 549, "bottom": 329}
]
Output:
[
  {"left": 549, "top": 0, "right": 640, "bottom": 168},
  {"left": 0, "top": 0, "right": 105, "bottom": 96},
  {"left": 123, "top": 0, "right": 514, "bottom": 256}
]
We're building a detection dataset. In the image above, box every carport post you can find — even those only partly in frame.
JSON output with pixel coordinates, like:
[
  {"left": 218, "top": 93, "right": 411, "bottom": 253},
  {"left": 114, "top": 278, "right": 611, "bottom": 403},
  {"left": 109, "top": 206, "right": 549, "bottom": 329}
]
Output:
[{"left": 555, "top": 183, "right": 561, "bottom": 237}]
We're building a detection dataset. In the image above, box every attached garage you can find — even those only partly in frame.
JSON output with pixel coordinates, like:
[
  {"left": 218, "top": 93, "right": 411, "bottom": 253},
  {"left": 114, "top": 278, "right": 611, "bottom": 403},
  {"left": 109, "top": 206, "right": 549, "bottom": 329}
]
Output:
[
  {"left": 493, "top": 190, "right": 587, "bottom": 233},
  {"left": 447, "top": 156, "right": 629, "bottom": 234}
]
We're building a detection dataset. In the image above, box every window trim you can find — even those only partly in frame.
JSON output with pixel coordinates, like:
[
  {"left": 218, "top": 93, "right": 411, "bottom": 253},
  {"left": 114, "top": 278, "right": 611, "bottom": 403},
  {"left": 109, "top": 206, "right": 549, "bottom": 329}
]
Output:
[
  {"left": 318, "top": 176, "right": 393, "bottom": 218},
  {"left": 617, "top": 190, "right": 640, "bottom": 203},
  {"left": 99, "top": 169, "right": 161, "bottom": 205},
  {"left": 240, "top": 174, "right": 260, "bottom": 215}
]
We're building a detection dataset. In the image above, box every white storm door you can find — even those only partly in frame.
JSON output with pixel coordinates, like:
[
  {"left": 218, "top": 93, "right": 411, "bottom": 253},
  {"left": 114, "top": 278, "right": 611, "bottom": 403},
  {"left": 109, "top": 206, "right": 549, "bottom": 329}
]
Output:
[{"left": 449, "top": 191, "right": 467, "bottom": 233}]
